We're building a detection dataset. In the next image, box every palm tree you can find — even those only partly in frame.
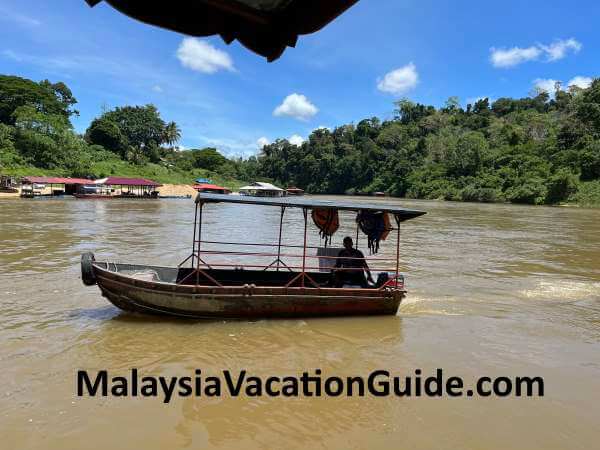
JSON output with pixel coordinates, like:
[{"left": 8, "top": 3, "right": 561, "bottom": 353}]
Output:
[{"left": 162, "top": 121, "right": 181, "bottom": 147}]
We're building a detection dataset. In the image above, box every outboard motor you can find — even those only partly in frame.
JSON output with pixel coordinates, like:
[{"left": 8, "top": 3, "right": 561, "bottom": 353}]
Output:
[{"left": 375, "top": 272, "right": 389, "bottom": 288}]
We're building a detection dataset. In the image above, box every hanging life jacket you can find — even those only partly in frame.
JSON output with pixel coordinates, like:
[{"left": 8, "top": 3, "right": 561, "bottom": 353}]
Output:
[
  {"left": 311, "top": 208, "right": 339, "bottom": 247},
  {"left": 356, "top": 210, "right": 392, "bottom": 254}
]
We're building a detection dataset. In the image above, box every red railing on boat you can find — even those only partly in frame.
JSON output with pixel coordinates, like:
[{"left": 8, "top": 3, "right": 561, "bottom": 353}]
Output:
[{"left": 178, "top": 199, "right": 405, "bottom": 289}]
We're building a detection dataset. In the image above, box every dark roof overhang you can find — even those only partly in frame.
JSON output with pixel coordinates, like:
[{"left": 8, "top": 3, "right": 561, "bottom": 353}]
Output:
[
  {"left": 85, "top": 0, "right": 359, "bottom": 61},
  {"left": 196, "top": 193, "right": 427, "bottom": 222}
]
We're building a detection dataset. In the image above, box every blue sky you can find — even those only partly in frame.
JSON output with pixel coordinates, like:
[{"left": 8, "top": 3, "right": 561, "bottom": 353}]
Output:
[{"left": 1, "top": 0, "right": 598, "bottom": 156}]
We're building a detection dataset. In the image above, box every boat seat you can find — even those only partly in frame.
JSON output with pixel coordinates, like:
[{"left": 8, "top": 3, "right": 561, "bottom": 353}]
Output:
[{"left": 316, "top": 247, "right": 343, "bottom": 272}]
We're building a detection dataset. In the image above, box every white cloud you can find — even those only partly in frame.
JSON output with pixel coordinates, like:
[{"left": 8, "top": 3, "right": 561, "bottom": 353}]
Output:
[
  {"left": 176, "top": 38, "right": 234, "bottom": 74},
  {"left": 1, "top": 49, "right": 23, "bottom": 62},
  {"left": 273, "top": 93, "right": 318, "bottom": 121},
  {"left": 533, "top": 78, "right": 560, "bottom": 94},
  {"left": 377, "top": 63, "right": 418, "bottom": 95},
  {"left": 196, "top": 135, "right": 262, "bottom": 157},
  {"left": 314, "top": 125, "right": 331, "bottom": 131},
  {"left": 490, "top": 38, "right": 582, "bottom": 68},
  {"left": 288, "top": 134, "right": 304, "bottom": 146},
  {"left": 490, "top": 46, "right": 542, "bottom": 68},
  {"left": 257, "top": 137, "right": 270, "bottom": 148},
  {"left": 0, "top": 6, "right": 40, "bottom": 27},
  {"left": 152, "top": 85, "right": 163, "bottom": 93},
  {"left": 568, "top": 76, "right": 593, "bottom": 89},
  {"left": 540, "top": 38, "right": 582, "bottom": 61}
]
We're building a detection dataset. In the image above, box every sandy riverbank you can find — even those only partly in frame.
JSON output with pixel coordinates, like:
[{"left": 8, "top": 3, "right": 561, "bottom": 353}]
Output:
[
  {"left": 0, "top": 191, "right": 20, "bottom": 198},
  {"left": 156, "top": 184, "right": 198, "bottom": 197}
]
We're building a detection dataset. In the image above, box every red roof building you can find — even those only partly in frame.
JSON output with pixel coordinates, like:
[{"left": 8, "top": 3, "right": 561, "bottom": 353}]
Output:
[
  {"left": 22, "top": 176, "right": 95, "bottom": 185},
  {"left": 95, "top": 177, "right": 161, "bottom": 187},
  {"left": 192, "top": 183, "right": 231, "bottom": 194}
]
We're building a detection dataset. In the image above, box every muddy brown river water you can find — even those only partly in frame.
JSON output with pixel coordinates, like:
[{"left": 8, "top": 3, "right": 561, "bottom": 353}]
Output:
[{"left": 1, "top": 196, "right": 599, "bottom": 449}]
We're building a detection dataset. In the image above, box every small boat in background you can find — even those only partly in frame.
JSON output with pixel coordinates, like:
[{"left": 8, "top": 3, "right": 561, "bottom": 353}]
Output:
[
  {"left": 192, "top": 183, "right": 231, "bottom": 194},
  {"left": 286, "top": 186, "right": 305, "bottom": 196},
  {"left": 239, "top": 182, "right": 285, "bottom": 197}
]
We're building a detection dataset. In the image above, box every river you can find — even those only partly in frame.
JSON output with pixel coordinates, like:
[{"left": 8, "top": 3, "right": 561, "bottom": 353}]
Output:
[{"left": 1, "top": 196, "right": 599, "bottom": 449}]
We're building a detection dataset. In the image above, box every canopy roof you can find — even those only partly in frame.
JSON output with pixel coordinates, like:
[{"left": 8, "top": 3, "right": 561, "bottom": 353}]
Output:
[
  {"left": 239, "top": 181, "right": 284, "bottom": 191},
  {"left": 85, "top": 0, "right": 359, "bottom": 61},
  {"left": 22, "top": 176, "right": 94, "bottom": 185},
  {"left": 193, "top": 183, "right": 231, "bottom": 191},
  {"left": 96, "top": 177, "right": 161, "bottom": 187},
  {"left": 196, "top": 193, "right": 427, "bottom": 222}
]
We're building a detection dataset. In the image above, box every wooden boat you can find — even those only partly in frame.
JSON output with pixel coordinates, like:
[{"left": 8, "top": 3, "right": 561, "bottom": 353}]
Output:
[
  {"left": 286, "top": 186, "right": 305, "bottom": 196},
  {"left": 81, "top": 193, "right": 426, "bottom": 319},
  {"left": 74, "top": 193, "right": 114, "bottom": 199}
]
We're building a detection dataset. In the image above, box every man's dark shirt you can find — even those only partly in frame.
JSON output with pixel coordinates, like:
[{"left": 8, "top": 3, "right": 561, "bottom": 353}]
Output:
[{"left": 335, "top": 248, "right": 366, "bottom": 270}]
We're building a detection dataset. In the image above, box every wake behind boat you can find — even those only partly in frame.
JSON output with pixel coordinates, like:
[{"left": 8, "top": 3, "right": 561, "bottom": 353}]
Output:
[{"left": 81, "top": 194, "right": 426, "bottom": 319}]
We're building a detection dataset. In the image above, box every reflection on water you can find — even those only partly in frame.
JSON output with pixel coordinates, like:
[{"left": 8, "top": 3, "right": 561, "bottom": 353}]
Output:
[{"left": 1, "top": 197, "right": 600, "bottom": 449}]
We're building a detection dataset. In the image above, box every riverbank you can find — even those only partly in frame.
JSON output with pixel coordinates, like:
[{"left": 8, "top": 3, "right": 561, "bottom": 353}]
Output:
[
  {"left": 0, "top": 160, "right": 245, "bottom": 191},
  {"left": 156, "top": 184, "right": 198, "bottom": 197},
  {"left": 0, "top": 184, "right": 203, "bottom": 199}
]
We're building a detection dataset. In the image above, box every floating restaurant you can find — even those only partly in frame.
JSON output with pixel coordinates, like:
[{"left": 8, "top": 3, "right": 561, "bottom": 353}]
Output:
[
  {"left": 75, "top": 177, "right": 162, "bottom": 199},
  {"left": 15, "top": 175, "right": 162, "bottom": 199},
  {"left": 239, "top": 181, "right": 285, "bottom": 197},
  {"left": 21, "top": 176, "right": 95, "bottom": 197}
]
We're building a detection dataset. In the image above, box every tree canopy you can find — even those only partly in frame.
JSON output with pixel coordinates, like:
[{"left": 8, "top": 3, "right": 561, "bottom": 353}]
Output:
[
  {"left": 0, "top": 75, "right": 78, "bottom": 125},
  {"left": 239, "top": 82, "right": 600, "bottom": 205}
]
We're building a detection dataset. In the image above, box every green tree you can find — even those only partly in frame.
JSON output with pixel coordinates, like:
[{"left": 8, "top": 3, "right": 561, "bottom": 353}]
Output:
[
  {"left": 86, "top": 117, "right": 127, "bottom": 156},
  {"left": 163, "top": 121, "right": 181, "bottom": 147},
  {"left": 192, "top": 148, "right": 228, "bottom": 172},
  {"left": 96, "top": 104, "right": 166, "bottom": 150},
  {"left": 0, "top": 75, "right": 78, "bottom": 125}
]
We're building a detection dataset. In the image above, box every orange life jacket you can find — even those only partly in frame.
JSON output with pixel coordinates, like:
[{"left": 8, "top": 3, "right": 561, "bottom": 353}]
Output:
[{"left": 311, "top": 208, "right": 339, "bottom": 247}]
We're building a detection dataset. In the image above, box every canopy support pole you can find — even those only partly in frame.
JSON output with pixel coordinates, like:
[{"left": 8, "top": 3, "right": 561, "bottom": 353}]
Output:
[
  {"left": 301, "top": 208, "right": 307, "bottom": 286},
  {"left": 395, "top": 215, "right": 401, "bottom": 283},
  {"left": 277, "top": 206, "right": 285, "bottom": 271},
  {"left": 264, "top": 206, "right": 292, "bottom": 271},
  {"left": 191, "top": 201, "right": 198, "bottom": 268}
]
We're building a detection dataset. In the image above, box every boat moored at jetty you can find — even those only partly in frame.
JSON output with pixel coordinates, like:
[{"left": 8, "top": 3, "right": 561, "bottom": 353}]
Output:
[
  {"left": 239, "top": 181, "right": 285, "bottom": 197},
  {"left": 81, "top": 193, "right": 425, "bottom": 319}
]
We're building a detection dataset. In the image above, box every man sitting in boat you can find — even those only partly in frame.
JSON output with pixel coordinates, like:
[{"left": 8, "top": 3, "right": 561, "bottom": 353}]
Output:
[{"left": 332, "top": 236, "right": 374, "bottom": 288}]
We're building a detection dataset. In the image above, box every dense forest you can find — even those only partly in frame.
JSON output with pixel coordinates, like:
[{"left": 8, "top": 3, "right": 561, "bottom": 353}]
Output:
[
  {"left": 1, "top": 74, "right": 600, "bottom": 205},
  {"left": 245, "top": 82, "right": 600, "bottom": 206}
]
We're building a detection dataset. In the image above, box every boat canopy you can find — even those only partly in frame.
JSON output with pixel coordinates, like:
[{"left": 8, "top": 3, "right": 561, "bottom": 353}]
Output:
[
  {"left": 196, "top": 193, "right": 426, "bottom": 222},
  {"left": 94, "top": 177, "right": 162, "bottom": 187},
  {"left": 239, "top": 181, "right": 284, "bottom": 191},
  {"left": 84, "top": 0, "right": 359, "bottom": 61}
]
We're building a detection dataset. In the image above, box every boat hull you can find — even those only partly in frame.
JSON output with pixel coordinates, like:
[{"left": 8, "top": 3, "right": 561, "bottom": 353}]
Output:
[{"left": 90, "top": 262, "right": 403, "bottom": 319}]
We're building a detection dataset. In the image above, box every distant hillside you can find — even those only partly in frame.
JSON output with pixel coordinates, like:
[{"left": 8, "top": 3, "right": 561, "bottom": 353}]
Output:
[{"left": 2, "top": 74, "right": 600, "bottom": 206}]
